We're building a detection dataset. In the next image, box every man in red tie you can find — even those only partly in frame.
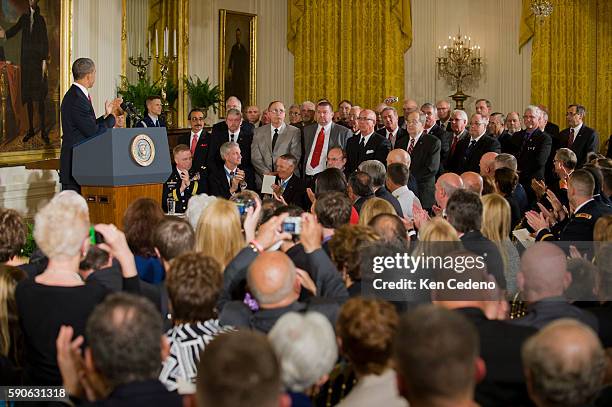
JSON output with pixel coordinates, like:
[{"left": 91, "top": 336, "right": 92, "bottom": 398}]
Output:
[
  {"left": 302, "top": 100, "right": 352, "bottom": 180},
  {"left": 559, "top": 104, "right": 599, "bottom": 167},
  {"left": 178, "top": 108, "right": 209, "bottom": 182}
]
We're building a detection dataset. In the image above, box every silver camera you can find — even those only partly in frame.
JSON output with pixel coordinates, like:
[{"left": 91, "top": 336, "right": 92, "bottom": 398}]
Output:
[{"left": 282, "top": 217, "right": 302, "bottom": 235}]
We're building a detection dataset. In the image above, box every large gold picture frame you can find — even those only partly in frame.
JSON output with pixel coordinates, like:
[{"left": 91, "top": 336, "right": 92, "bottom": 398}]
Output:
[
  {"left": 0, "top": 0, "right": 71, "bottom": 166},
  {"left": 218, "top": 9, "right": 256, "bottom": 117},
  {"left": 120, "top": 0, "right": 189, "bottom": 128}
]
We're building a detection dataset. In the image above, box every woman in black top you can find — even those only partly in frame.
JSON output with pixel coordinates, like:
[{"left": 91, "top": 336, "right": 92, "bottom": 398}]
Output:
[{"left": 15, "top": 194, "right": 140, "bottom": 385}]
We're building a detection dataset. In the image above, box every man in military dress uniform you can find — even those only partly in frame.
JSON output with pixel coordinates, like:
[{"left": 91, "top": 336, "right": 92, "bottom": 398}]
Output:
[
  {"left": 526, "top": 169, "right": 612, "bottom": 242},
  {"left": 162, "top": 144, "right": 200, "bottom": 213}
]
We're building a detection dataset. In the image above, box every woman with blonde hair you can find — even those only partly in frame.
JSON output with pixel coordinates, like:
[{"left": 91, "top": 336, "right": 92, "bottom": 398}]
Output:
[
  {"left": 481, "top": 193, "right": 520, "bottom": 294},
  {"left": 594, "top": 215, "right": 612, "bottom": 242},
  {"left": 195, "top": 199, "right": 245, "bottom": 269},
  {"left": 358, "top": 198, "right": 396, "bottom": 226},
  {"left": 413, "top": 217, "right": 463, "bottom": 258},
  {"left": 0, "top": 265, "right": 26, "bottom": 384}
]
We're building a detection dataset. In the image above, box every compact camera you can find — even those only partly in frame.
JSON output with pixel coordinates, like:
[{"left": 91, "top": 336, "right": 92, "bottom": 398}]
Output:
[
  {"left": 282, "top": 217, "right": 302, "bottom": 235},
  {"left": 235, "top": 198, "right": 255, "bottom": 215}
]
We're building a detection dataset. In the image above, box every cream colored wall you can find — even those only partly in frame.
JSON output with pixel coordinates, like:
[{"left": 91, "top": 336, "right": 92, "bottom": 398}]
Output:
[
  {"left": 405, "top": 0, "right": 532, "bottom": 116},
  {"left": 188, "top": 0, "right": 294, "bottom": 125}
]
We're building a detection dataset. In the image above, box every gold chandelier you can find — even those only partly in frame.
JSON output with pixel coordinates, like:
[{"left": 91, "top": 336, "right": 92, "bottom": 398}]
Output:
[{"left": 531, "top": 0, "right": 553, "bottom": 20}]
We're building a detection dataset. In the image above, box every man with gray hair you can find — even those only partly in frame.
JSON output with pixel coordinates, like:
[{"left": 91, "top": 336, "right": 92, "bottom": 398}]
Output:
[
  {"left": 345, "top": 109, "right": 391, "bottom": 174},
  {"left": 445, "top": 109, "right": 469, "bottom": 171},
  {"left": 435, "top": 99, "right": 452, "bottom": 131},
  {"left": 510, "top": 106, "right": 552, "bottom": 197},
  {"left": 60, "top": 58, "right": 121, "bottom": 192},
  {"left": 208, "top": 104, "right": 255, "bottom": 188},
  {"left": 396, "top": 110, "right": 441, "bottom": 209},
  {"left": 448, "top": 113, "right": 500, "bottom": 175},
  {"left": 488, "top": 112, "right": 513, "bottom": 152},
  {"left": 359, "top": 160, "right": 403, "bottom": 216},
  {"left": 522, "top": 319, "right": 606, "bottom": 407},
  {"left": 268, "top": 312, "right": 337, "bottom": 401},
  {"left": 559, "top": 103, "right": 600, "bottom": 167},
  {"left": 207, "top": 141, "right": 248, "bottom": 199},
  {"left": 299, "top": 100, "right": 316, "bottom": 128}
]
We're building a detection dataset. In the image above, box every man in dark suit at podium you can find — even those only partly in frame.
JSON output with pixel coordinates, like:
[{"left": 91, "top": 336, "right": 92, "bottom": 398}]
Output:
[{"left": 60, "top": 58, "right": 118, "bottom": 192}]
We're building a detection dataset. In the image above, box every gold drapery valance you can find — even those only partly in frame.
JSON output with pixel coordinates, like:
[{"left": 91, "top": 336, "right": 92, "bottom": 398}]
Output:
[
  {"left": 287, "top": 0, "right": 412, "bottom": 110},
  {"left": 520, "top": 0, "right": 611, "bottom": 149}
]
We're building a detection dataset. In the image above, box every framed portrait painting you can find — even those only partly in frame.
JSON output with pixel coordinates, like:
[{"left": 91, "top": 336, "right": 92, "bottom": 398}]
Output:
[
  {"left": 0, "top": 0, "right": 70, "bottom": 165},
  {"left": 218, "top": 9, "right": 256, "bottom": 117}
]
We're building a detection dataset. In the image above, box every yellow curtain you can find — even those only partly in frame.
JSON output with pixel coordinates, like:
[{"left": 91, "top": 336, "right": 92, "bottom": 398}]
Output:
[
  {"left": 520, "top": 0, "right": 611, "bottom": 150},
  {"left": 287, "top": 0, "right": 412, "bottom": 110},
  {"left": 148, "top": 0, "right": 179, "bottom": 82}
]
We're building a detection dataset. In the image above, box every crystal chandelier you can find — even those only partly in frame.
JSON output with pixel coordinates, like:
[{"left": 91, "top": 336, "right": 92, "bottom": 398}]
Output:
[{"left": 531, "top": 0, "right": 553, "bottom": 20}]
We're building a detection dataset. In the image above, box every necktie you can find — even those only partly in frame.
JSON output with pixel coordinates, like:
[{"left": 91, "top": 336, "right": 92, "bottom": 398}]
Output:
[
  {"left": 568, "top": 128, "right": 575, "bottom": 148},
  {"left": 408, "top": 138, "right": 416, "bottom": 155},
  {"left": 423, "top": 129, "right": 428, "bottom": 135},
  {"left": 309, "top": 127, "right": 325, "bottom": 168},
  {"left": 272, "top": 128, "right": 279, "bottom": 152},
  {"left": 450, "top": 134, "right": 460, "bottom": 156},
  {"left": 88, "top": 94, "right": 93, "bottom": 105},
  {"left": 520, "top": 132, "right": 532, "bottom": 157},
  {"left": 230, "top": 133, "right": 235, "bottom": 143},
  {"left": 466, "top": 140, "right": 476, "bottom": 157},
  {"left": 30, "top": 10, "right": 34, "bottom": 32},
  {"left": 191, "top": 133, "right": 198, "bottom": 155},
  {"left": 359, "top": 137, "right": 365, "bottom": 149},
  {"left": 389, "top": 131, "right": 396, "bottom": 148},
  {"left": 228, "top": 170, "right": 235, "bottom": 186},
  {"left": 154, "top": 120, "right": 159, "bottom": 127}
]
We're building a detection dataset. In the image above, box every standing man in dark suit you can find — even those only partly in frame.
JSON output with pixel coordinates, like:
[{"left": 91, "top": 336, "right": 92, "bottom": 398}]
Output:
[
  {"left": 136, "top": 96, "right": 166, "bottom": 128},
  {"left": 178, "top": 108, "right": 209, "bottom": 184},
  {"left": 208, "top": 107, "right": 255, "bottom": 190},
  {"left": 59, "top": 58, "right": 119, "bottom": 192},
  {"left": 449, "top": 113, "right": 501, "bottom": 175},
  {"left": 421, "top": 102, "right": 451, "bottom": 174},
  {"left": 510, "top": 106, "right": 552, "bottom": 194},
  {"left": 435, "top": 100, "right": 452, "bottom": 132},
  {"left": 345, "top": 109, "right": 391, "bottom": 174},
  {"left": 488, "top": 112, "right": 513, "bottom": 153},
  {"left": 558, "top": 104, "right": 599, "bottom": 168},
  {"left": 271, "top": 154, "right": 307, "bottom": 209},
  {"left": 376, "top": 106, "right": 406, "bottom": 149},
  {"left": 396, "top": 110, "right": 441, "bottom": 210},
  {"left": 0, "top": 0, "right": 49, "bottom": 143},
  {"left": 302, "top": 101, "right": 352, "bottom": 180},
  {"left": 445, "top": 109, "right": 470, "bottom": 173}
]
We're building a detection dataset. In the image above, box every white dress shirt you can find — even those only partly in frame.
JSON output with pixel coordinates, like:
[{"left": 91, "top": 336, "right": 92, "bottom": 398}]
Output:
[{"left": 392, "top": 185, "right": 421, "bottom": 217}]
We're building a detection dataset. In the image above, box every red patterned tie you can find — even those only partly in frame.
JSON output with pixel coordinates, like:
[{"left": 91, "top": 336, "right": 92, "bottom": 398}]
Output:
[
  {"left": 191, "top": 133, "right": 198, "bottom": 155},
  {"left": 568, "top": 128, "right": 575, "bottom": 148},
  {"left": 408, "top": 138, "right": 416, "bottom": 155},
  {"left": 450, "top": 134, "right": 459, "bottom": 156},
  {"left": 310, "top": 127, "right": 325, "bottom": 168}
]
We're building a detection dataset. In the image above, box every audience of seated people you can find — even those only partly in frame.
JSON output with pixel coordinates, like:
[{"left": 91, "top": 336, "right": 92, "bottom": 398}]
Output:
[{"left": 1, "top": 92, "right": 612, "bottom": 407}]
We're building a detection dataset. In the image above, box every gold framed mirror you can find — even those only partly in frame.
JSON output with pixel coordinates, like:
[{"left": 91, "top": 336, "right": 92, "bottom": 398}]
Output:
[{"left": 121, "top": 0, "right": 188, "bottom": 128}]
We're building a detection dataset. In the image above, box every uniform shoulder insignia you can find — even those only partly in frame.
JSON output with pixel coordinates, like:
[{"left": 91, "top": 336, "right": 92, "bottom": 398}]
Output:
[{"left": 575, "top": 213, "right": 592, "bottom": 220}]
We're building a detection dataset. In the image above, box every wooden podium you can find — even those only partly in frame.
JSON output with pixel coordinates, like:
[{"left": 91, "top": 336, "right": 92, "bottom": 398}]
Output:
[
  {"left": 73, "top": 128, "right": 171, "bottom": 228},
  {"left": 82, "top": 184, "right": 163, "bottom": 229}
]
